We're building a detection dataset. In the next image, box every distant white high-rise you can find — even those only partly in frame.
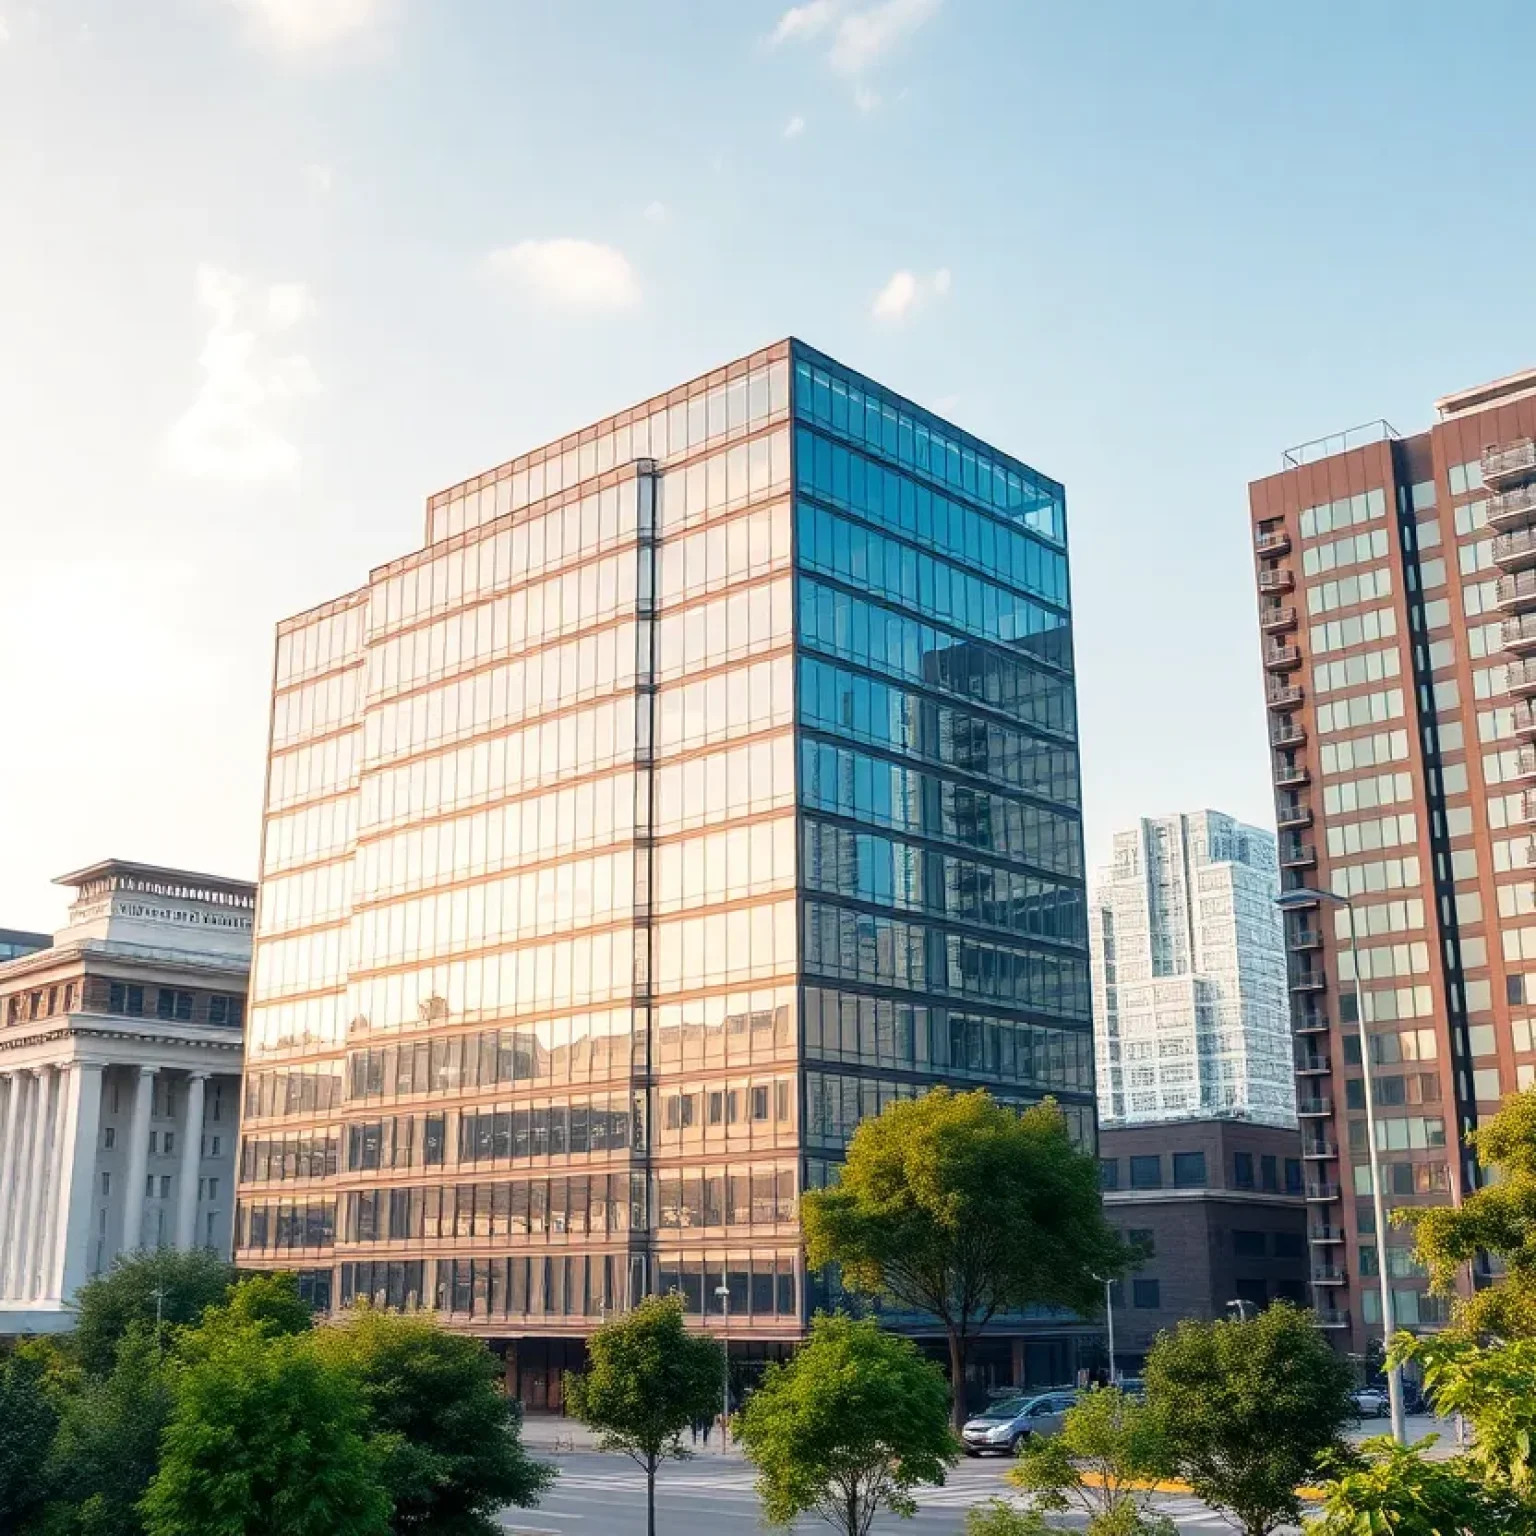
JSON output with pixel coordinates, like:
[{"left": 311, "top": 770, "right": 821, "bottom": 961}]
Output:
[{"left": 1091, "top": 811, "right": 1295, "bottom": 1128}]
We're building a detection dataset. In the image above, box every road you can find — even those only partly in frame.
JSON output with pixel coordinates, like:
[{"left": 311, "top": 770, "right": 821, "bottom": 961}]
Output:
[{"left": 498, "top": 1449, "right": 1242, "bottom": 1535}]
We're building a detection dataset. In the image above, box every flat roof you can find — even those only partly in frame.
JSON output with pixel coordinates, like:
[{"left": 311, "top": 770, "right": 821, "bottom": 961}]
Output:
[
  {"left": 1435, "top": 365, "right": 1536, "bottom": 420},
  {"left": 54, "top": 859, "right": 256, "bottom": 899}
]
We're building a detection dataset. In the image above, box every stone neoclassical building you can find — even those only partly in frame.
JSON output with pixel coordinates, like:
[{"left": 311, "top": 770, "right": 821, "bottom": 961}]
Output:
[{"left": 0, "top": 860, "right": 252, "bottom": 1333}]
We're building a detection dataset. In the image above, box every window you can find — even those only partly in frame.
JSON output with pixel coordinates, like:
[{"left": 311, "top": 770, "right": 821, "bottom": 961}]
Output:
[
  {"left": 164, "top": 1133, "right": 175, "bottom": 1156},
  {"left": 208, "top": 994, "right": 244, "bottom": 1027},
  {"left": 1273, "top": 1231, "right": 1304, "bottom": 1259},
  {"left": 1099, "top": 1159, "right": 1120, "bottom": 1191},
  {"left": 157, "top": 989, "right": 194, "bottom": 1022},
  {"left": 1129, "top": 1156, "right": 1162, "bottom": 1190},
  {"left": 751, "top": 1085, "right": 770, "bottom": 1121},
  {"left": 160, "top": 1176, "right": 171, "bottom": 1198},
  {"left": 109, "top": 982, "right": 144, "bottom": 1017},
  {"left": 1233, "top": 1230, "right": 1267, "bottom": 1258},
  {"left": 1284, "top": 1158, "right": 1303, "bottom": 1194},
  {"left": 1172, "top": 1151, "right": 1206, "bottom": 1188},
  {"left": 148, "top": 1132, "right": 158, "bottom": 1154},
  {"left": 102, "top": 1127, "right": 115, "bottom": 1150},
  {"left": 1128, "top": 1228, "right": 1155, "bottom": 1258},
  {"left": 1233, "top": 1152, "right": 1255, "bottom": 1189},
  {"left": 101, "top": 1172, "right": 111, "bottom": 1196},
  {"left": 210, "top": 1136, "right": 221, "bottom": 1156},
  {"left": 1260, "top": 1155, "right": 1279, "bottom": 1192},
  {"left": 144, "top": 1175, "right": 155, "bottom": 1197},
  {"left": 1132, "top": 1279, "right": 1161, "bottom": 1309}
]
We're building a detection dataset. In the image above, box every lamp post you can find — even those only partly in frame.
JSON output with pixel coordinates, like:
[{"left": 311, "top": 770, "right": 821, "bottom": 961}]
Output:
[
  {"left": 1226, "top": 1299, "right": 1254, "bottom": 1322},
  {"left": 1277, "top": 884, "right": 1406, "bottom": 1445},
  {"left": 1092, "top": 1273, "right": 1117, "bottom": 1385},
  {"left": 714, "top": 1283, "right": 731, "bottom": 1451}
]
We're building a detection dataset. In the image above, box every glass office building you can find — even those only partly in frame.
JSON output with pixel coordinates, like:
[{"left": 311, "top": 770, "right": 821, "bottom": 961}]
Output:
[{"left": 235, "top": 339, "right": 1093, "bottom": 1402}]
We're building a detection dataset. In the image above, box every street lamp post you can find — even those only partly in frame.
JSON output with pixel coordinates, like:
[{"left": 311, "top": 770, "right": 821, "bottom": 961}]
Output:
[
  {"left": 1226, "top": 1299, "right": 1254, "bottom": 1322},
  {"left": 1277, "top": 885, "right": 1406, "bottom": 1445},
  {"left": 714, "top": 1283, "right": 731, "bottom": 1452},
  {"left": 1092, "top": 1274, "right": 1117, "bottom": 1385}
]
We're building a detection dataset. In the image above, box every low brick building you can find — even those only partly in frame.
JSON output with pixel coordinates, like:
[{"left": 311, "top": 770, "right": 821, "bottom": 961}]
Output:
[{"left": 1099, "top": 1119, "right": 1309, "bottom": 1371}]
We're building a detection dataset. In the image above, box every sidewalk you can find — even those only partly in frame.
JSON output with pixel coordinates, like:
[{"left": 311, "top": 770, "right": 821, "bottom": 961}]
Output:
[{"left": 518, "top": 1414, "right": 746, "bottom": 1458}]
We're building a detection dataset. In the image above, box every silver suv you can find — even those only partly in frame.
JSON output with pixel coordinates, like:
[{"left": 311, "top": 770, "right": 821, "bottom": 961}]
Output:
[{"left": 960, "top": 1391, "right": 1077, "bottom": 1456}]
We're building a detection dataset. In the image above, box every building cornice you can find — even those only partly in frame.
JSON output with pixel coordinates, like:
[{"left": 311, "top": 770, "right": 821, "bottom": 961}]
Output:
[
  {"left": 1103, "top": 1187, "right": 1307, "bottom": 1208},
  {"left": 0, "top": 1016, "right": 245, "bottom": 1060}
]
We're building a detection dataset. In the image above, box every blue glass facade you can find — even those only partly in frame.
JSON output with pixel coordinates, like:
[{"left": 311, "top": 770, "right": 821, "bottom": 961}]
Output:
[{"left": 790, "top": 343, "right": 1093, "bottom": 1185}]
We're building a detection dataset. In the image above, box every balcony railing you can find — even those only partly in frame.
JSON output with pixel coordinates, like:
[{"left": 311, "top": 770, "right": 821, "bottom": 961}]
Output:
[
  {"left": 1505, "top": 614, "right": 1536, "bottom": 654},
  {"left": 1277, "top": 800, "right": 1313, "bottom": 829},
  {"left": 1255, "top": 529, "right": 1292, "bottom": 555},
  {"left": 1493, "top": 526, "right": 1536, "bottom": 572},
  {"left": 1271, "top": 722, "right": 1307, "bottom": 749},
  {"left": 1305, "top": 1181, "right": 1342, "bottom": 1201},
  {"left": 1264, "top": 643, "right": 1302, "bottom": 671},
  {"left": 1514, "top": 746, "right": 1536, "bottom": 781},
  {"left": 1315, "top": 1307, "right": 1350, "bottom": 1328},
  {"left": 1294, "top": 1011, "right": 1329, "bottom": 1034},
  {"left": 1289, "top": 925, "right": 1323, "bottom": 950},
  {"left": 1303, "top": 1140, "right": 1339, "bottom": 1159},
  {"left": 1484, "top": 439, "right": 1536, "bottom": 484},
  {"left": 1274, "top": 763, "right": 1309, "bottom": 788},
  {"left": 1506, "top": 658, "right": 1536, "bottom": 697},
  {"left": 1280, "top": 841, "right": 1317, "bottom": 869},
  {"left": 1297, "top": 1095, "right": 1332, "bottom": 1116},
  {"left": 1310, "top": 1225, "right": 1345, "bottom": 1243},
  {"left": 1496, "top": 570, "right": 1536, "bottom": 612},
  {"left": 1312, "top": 1266, "right": 1347, "bottom": 1285},
  {"left": 1261, "top": 604, "right": 1298, "bottom": 632},
  {"left": 1515, "top": 700, "right": 1536, "bottom": 739},
  {"left": 1296, "top": 1053, "right": 1332, "bottom": 1073},
  {"left": 1267, "top": 685, "right": 1304, "bottom": 711},
  {"left": 1257, "top": 568, "right": 1295, "bottom": 594},
  {"left": 1489, "top": 484, "right": 1536, "bottom": 532},
  {"left": 1290, "top": 971, "right": 1327, "bottom": 994}
]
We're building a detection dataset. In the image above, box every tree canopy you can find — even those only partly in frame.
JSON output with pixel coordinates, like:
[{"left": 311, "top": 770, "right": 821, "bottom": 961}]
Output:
[
  {"left": 1400, "top": 1086, "right": 1536, "bottom": 1339},
  {"left": 1306, "top": 1436, "right": 1522, "bottom": 1536},
  {"left": 312, "top": 1306, "right": 554, "bottom": 1535},
  {"left": 0, "top": 1346, "right": 59, "bottom": 1533},
  {"left": 801, "top": 1089, "right": 1128, "bottom": 1427},
  {"left": 1143, "top": 1303, "right": 1355, "bottom": 1536},
  {"left": 564, "top": 1294, "right": 723, "bottom": 1536},
  {"left": 72, "top": 1248, "right": 235, "bottom": 1375},
  {"left": 736, "top": 1312, "right": 956, "bottom": 1536}
]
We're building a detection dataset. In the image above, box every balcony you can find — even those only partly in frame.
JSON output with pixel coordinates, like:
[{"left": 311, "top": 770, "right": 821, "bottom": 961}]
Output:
[
  {"left": 1311, "top": 1225, "right": 1345, "bottom": 1244},
  {"left": 1513, "top": 747, "right": 1536, "bottom": 783},
  {"left": 1276, "top": 799, "right": 1313, "bottom": 830},
  {"left": 1515, "top": 699, "right": 1536, "bottom": 741},
  {"left": 1516, "top": 789, "right": 1536, "bottom": 828},
  {"left": 1289, "top": 925, "right": 1323, "bottom": 951},
  {"left": 1507, "top": 659, "right": 1536, "bottom": 698},
  {"left": 1290, "top": 970, "right": 1327, "bottom": 995},
  {"left": 1303, "top": 1139, "right": 1339, "bottom": 1160},
  {"left": 1494, "top": 526, "right": 1536, "bottom": 574},
  {"left": 1489, "top": 484, "right": 1536, "bottom": 532},
  {"left": 1255, "top": 528, "right": 1292, "bottom": 556},
  {"left": 1483, "top": 439, "right": 1536, "bottom": 486},
  {"left": 1261, "top": 604, "right": 1298, "bottom": 633},
  {"left": 1297, "top": 1095, "right": 1332, "bottom": 1116},
  {"left": 1266, "top": 684, "right": 1304, "bottom": 712},
  {"left": 1294, "top": 1011, "right": 1329, "bottom": 1035},
  {"left": 1274, "top": 763, "right": 1310, "bottom": 789},
  {"left": 1271, "top": 722, "right": 1307, "bottom": 750},
  {"left": 1305, "top": 1181, "right": 1342, "bottom": 1202},
  {"left": 1315, "top": 1308, "right": 1350, "bottom": 1329},
  {"left": 1505, "top": 614, "right": 1536, "bottom": 655},
  {"left": 1296, "top": 1053, "right": 1332, "bottom": 1074},
  {"left": 1264, "top": 643, "right": 1302, "bottom": 672},
  {"left": 1257, "top": 568, "right": 1295, "bottom": 595},
  {"left": 1280, "top": 841, "right": 1317, "bottom": 870},
  {"left": 1312, "top": 1266, "right": 1347, "bottom": 1286},
  {"left": 1497, "top": 570, "right": 1536, "bottom": 614}
]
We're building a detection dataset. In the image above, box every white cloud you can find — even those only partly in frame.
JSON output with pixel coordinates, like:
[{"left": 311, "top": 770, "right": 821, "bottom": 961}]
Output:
[
  {"left": 225, "top": 0, "right": 387, "bottom": 52},
  {"left": 829, "top": 0, "right": 942, "bottom": 75},
  {"left": 304, "top": 163, "right": 333, "bottom": 194},
  {"left": 871, "top": 266, "right": 951, "bottom": 322},
  {"left": 165, "top": 265, "right": 319, "bottom": 483},
  {"left": 643, "top": 200, "right": 667, "bottom": 224},
  {"left": 770, "top": 0, "right": 838, "bottom": 46},
  {"left": 0, "top": 16, "right": 10, "bottom": 43},
  {"left": 783, "top": 114, "right": 806, "bottom": 139},
  {"left": 486, "top": 239, "right": 640, "bottom": 310}
]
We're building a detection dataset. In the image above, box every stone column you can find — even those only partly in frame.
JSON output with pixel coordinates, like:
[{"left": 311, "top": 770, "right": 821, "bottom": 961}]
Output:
[
  {"left": 119, "top": 1065, "right": 157, "bottom": 1256},
  {"left": 175, "top": 1072, "right": 207, "bottom": 1250},
  {"left": 0, "top": 1073, "right": 23, "bottom": 1298},
  {"left": 34, "top": 1064, "right": 72, "bottom": 1301},
  {"left": 55, "top": 1060, "right": 105, "bottom": 1302},
  {"left": 19, "top": 1066, "right": 57, "bottom": 1299}
]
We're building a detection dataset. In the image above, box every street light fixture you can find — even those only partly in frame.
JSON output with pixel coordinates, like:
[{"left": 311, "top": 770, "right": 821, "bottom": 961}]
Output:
[
  {"left": 715, "top": 1284, "right": 731, "bottom": 1451},
  {"left": 1226, "top": 1299, "right": 1254, "bottom": 1322},
  {"left": 1091, "top": 1273, "right": 1117, "bottom": 1386},
  {"left": 1276, "top": 884, "right": 1406, "bottom": 1445}
]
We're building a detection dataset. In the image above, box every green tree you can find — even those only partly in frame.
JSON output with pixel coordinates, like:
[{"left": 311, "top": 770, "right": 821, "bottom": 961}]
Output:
[
  {"left": 0, "top": 1344, "right": 59, "bottom": 1533},
  {"left": 563, "top": 1295, "right": 723, "bottom": 1536},
  {"left": 72, "top": 1248, "right": 235, "bottom": 1374},
  {"left": 313, "top": 1306, "right": 554, "bottom": 1534},
  {"left": 1401, "top": 1087, "right": 1536, "bottom": 1339},
  {"left": 1306, "top": 1436, "right": 1522, "bottom": 1536},
  {"left": 140, "top": 1323, "right": 391, "bottom": 1536},
  {"left": 735, "top": 1312, "right": 957, "bottom": 1536},
  {"left": 801, "top": 1089, "right": 1128, "bottom": 1429},
  {"left": 986, "top": 1386, "right": 1175, "bottom": 1536},
  {"left": 1144, "top": 1302, "right": 1355, "bottom": 1536},
  {"left": 36, "top": 1323, "right": 176, "bottom": 1536}
]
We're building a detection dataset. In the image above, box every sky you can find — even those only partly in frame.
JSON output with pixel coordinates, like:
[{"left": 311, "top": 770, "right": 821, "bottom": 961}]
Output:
[{"left": 4, "top": 0, "right": 1536, "bottom": 931}]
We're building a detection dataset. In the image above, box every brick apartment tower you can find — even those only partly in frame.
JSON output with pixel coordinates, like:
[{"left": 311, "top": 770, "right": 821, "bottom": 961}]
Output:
[{"left": 1249, "top": 367, "right": 1536, "bottom": 1354}]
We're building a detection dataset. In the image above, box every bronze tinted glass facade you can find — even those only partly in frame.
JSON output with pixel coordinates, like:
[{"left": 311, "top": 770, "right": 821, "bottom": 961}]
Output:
[
  {"left": 235, "top": 340, "right": 1090, "bottom": 1392},
  {"left": 1249, "top": 370, "right": 1536, "bottom": 1353}
]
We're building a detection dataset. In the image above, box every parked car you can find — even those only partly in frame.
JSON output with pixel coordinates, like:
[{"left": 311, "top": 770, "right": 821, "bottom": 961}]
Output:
[
  {"left": 1350, "top": 1386, "right": 1389, "bottom": 1419},
  {"left": 961, "top": 1391, "right": 1077, "bottom": 1456}
]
